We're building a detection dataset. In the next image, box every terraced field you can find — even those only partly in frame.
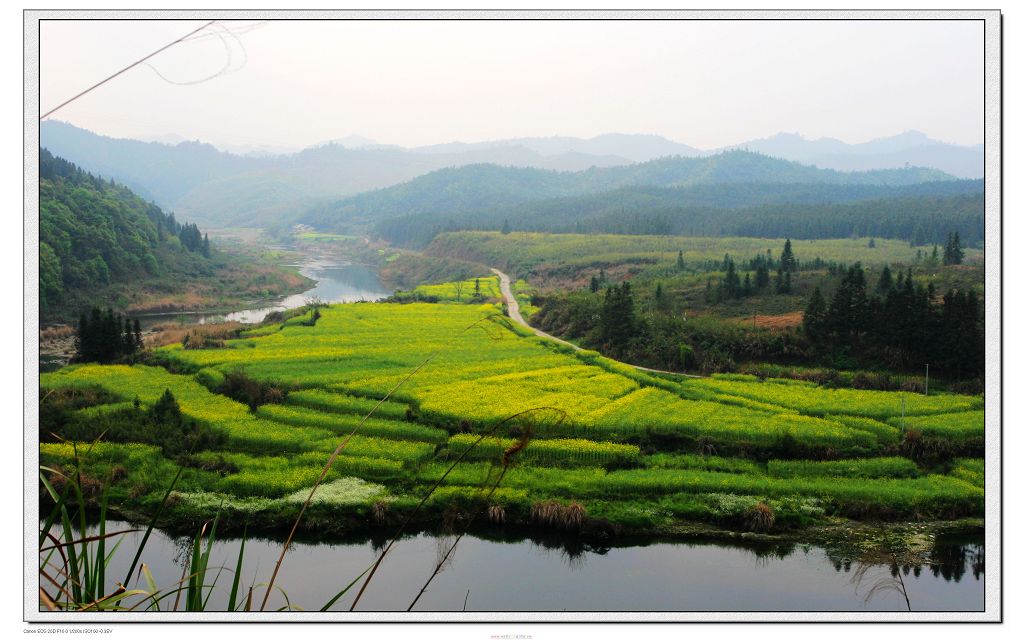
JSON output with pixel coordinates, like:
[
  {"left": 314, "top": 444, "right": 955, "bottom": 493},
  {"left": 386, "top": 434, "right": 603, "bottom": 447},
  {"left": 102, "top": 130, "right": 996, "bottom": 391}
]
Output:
[{"left": 40, "top": 301, "right": 985, "bottom": 534}]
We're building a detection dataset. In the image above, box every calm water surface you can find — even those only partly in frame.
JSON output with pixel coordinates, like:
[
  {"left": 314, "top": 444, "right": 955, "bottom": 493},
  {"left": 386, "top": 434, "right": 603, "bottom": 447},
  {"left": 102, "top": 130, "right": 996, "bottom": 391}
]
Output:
[
  {"left": 51, "top": 521, "right": 983, "bottom": 613},
  {"left": 140, "top": 259, "right": 391, "bottom": 327}
]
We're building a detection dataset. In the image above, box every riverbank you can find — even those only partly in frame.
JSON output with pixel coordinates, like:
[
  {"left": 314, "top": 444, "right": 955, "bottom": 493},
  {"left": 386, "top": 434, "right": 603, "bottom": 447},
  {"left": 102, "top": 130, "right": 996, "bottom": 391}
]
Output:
[
  {"left": 92, "top": 490, "right": 980, "bottom": 570},
  {"left": 37, "top": 240, "right": 391, "bottom": 368},
  {"left": 41, "top": 515, "right": 984, "bottom": 612}
]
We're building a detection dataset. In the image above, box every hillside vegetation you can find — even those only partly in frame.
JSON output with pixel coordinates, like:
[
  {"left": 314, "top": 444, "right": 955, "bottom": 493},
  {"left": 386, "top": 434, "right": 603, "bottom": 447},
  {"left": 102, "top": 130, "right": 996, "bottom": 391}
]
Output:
[
  {"left": 41, "top": 301, "right": 983, "bottom": 537},
  {"left": 303, "top": 150, "right": 962, "bottom": 238},
  {"left": 39, "top": 149, "right": 309, "bottom": 322}
]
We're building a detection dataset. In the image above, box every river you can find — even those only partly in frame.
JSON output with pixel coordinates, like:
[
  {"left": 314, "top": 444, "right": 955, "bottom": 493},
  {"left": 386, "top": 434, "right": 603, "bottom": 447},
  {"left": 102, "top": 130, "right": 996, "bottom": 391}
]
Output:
[
  {"left": 39, "top": 259, "right": 392, "bottom": 371},
  {"left": 42, "top": 520, "right": 983, "bottom": 613},
  {"left": 142, "top": 259, "right": 393, "bottom": 328}
]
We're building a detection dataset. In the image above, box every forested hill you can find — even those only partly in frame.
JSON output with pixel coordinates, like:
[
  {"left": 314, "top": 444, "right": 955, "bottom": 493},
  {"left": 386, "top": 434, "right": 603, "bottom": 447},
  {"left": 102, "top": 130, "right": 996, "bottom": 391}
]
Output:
[
  {"left": 39, "top": 148, "right": 213, "bottom": 319},
  {"left": 372, "top": 180, "right": 983, "bottom": 247},
  {"left": 302, "top": 150, "right": 958, "bottom": 235}
]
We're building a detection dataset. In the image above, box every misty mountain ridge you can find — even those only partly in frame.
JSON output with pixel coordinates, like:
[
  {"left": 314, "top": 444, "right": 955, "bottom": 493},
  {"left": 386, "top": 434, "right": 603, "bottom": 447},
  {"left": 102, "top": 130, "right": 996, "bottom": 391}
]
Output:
[
  {"left": 301, "top": 150, "right": 962, "bottom": 235},
  {"left": 721, "top": 130, "right": 982, "bottom": 178},
  {"left": 41, "top": 121, "right": 638, "bottom": 226},
  {"left": 40, "top": 121, "right": 980, "bottom": 229}
]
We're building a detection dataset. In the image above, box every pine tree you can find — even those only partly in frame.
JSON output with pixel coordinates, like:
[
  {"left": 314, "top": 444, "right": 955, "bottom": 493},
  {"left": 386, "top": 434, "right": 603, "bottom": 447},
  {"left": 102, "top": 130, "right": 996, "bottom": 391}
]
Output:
[
  {"left": 825, "top": 264, "right": 869, "bottom": 340},
  {"left": 803, "top": 286, "right": 828, "bottom": 342},
  {"left": 723, "top": 258, "right": 741, "bottom": 298},
  {"left": 942, "top": 232, "right": 964, "bottom": 266},
  {"left": 755, "top": 264, "right": 770, "bottom": 289},
  {"left": 501, "top": 218, "right": 511, "bottom": 235},
  {"left": 75, "top": 312, "right": 90, "bottom": 362},
  {"left": 676, "top": 251, "right": 685, "bottom": 271},
  {"left": 152, "top": 388, "right": 183, "bottom": 426},
  {"left": 201, "top": 233, "right": 211, "bottom": 258},
  {"left": 780, "top": 239, "right": 796, "bottom": 273},
  {"left": 876, "top": 265, "right": 893, "bottom": 293},
  {"left": 75, "top": 307, "right": 136, "bottom": 363},
  {"left": 774, "top": 267, "right": 792, "bottom": 294},
  {"left": 122, "top": 316, "right": 135, "bottom": 355}
]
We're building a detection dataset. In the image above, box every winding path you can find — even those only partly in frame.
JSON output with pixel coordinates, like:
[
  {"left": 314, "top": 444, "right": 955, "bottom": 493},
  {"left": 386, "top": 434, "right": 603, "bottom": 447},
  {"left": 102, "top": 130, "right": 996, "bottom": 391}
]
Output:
[{"left": 490, "top": 268, "right": 704, "bottom": 379}]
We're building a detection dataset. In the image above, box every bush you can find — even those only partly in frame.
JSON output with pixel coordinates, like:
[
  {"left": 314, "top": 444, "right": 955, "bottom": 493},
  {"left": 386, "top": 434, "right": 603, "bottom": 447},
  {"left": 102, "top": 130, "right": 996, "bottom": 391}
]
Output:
[
  {"left": 49, "top": 388, "right": 226, "bottom": 457},
  {"left": 745, "top": 502, "right": 776, "bottom": 532},
  {"left": 218, "top": 369, "right": 288, "bottom": 410},
  {"left": 678, "top": 343, "right": 696, "bottom": 369}
]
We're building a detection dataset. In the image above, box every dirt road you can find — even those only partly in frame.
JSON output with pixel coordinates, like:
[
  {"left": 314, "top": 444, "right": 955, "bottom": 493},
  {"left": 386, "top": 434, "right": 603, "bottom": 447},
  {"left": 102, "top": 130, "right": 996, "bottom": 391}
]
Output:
[{"left": 490, "top": 268, "right": 703, "bottom": 378}]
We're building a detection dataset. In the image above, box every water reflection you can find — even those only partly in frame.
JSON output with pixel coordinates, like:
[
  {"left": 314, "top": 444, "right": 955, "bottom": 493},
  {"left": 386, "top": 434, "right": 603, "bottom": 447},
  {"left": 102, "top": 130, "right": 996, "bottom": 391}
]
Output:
[
  {"left": 930, "top": 538, "right": 985, "bottom": 582},
  {"left": 138, "top": 260, "right": 392, "bottom": 328},
  {"left": 39, "top": 521, "right": 984, "bottom": 612},
  {"left": 221, "top": 261, "right": 391, "bottom": 323}
]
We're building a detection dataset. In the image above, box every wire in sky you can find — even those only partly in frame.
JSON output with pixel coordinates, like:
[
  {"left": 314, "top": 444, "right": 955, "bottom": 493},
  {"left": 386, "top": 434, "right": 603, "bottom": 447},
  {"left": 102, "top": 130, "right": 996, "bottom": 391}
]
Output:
[
  {"left": 40, "top": 20, "right": 218, "bottom": 120},
  {"left": 142, "top": 21, "right": 267, "bottom": 86}
]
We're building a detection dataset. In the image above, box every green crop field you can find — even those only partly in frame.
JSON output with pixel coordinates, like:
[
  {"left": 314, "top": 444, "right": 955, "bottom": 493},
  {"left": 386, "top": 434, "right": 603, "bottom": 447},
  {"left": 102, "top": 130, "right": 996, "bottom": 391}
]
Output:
[
  {"left": 426, "top": 231, "right": 980, "bottom": 276},
  {"left": 408, "top": 275, "right": 503, "bottom": 301},
  {"left": 40, "top": 299, "right": 985, "bottom": 535}
]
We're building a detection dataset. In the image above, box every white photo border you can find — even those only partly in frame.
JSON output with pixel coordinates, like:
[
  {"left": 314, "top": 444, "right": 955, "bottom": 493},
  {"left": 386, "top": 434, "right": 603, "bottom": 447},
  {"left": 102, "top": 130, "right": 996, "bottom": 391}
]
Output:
[{"left": 23, "top": 8, "right": 1003, "bottom": 624}]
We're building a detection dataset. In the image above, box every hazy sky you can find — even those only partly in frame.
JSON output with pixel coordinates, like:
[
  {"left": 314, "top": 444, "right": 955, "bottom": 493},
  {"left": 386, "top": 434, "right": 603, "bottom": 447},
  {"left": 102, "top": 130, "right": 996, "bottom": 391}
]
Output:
[{"left": 39, "top": 19, "right": 984, "bottom": 150}]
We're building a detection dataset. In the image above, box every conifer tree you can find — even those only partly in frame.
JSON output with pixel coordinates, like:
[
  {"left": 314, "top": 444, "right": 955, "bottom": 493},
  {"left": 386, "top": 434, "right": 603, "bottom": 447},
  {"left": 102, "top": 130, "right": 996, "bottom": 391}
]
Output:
[
  {"left": 803, "top": 286, "right": 828, "bottom": 342},
  {"left": 780, "top": 239, "right": 796, "bottom": 273},
  {"left": 877, "top": 265, "right": 893, "bottom": 293},
  {"left": 723, "top": 258, "right": 741, "bottom": 298},
  {"left": 755, "top": 264, "right": 770, "bottom": 289}
]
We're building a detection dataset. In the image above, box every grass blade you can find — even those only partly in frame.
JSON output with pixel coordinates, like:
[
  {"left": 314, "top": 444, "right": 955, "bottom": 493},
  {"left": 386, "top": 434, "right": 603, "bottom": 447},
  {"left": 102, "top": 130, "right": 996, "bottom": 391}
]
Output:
[
  {"left": 122, "top": 466, "right": 183, "bottom": 587},
  {"left": 227, "top": 526, "right": 247, "bottom": 612},
  {"left": 319, "top": 567, "right": 369, "bottom": 611}
]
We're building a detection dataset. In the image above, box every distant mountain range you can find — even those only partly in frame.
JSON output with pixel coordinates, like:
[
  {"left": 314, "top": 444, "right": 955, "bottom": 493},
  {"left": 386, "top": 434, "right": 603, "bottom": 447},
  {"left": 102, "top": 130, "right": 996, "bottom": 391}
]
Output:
[
  {"left": 40, "top": 121, "right": 631, "bottom": 227},
  {"left": 720, "top": 131, "right": 983, "bottom": 179},
  {"left": 40, "top": 121, "right": 982, "bottom": 230},
  {"left": 340, "top": 129, "right": 982, "bottom": 178},
  {"left": 301, "top": 151, "right": 963, "bottom": 238}
]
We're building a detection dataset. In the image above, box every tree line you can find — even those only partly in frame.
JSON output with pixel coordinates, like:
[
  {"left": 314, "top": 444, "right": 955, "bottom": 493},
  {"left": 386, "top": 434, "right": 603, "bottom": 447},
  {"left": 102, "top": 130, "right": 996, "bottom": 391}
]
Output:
[
  {"left": 75, "top": 307, "right": 143, "bottom": 363},
  {"left": 804, "top": 264, "right": 983, "bottom": 377},
  {"left": 372, "top": 187, "right": 982, "bottom": 249}
]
